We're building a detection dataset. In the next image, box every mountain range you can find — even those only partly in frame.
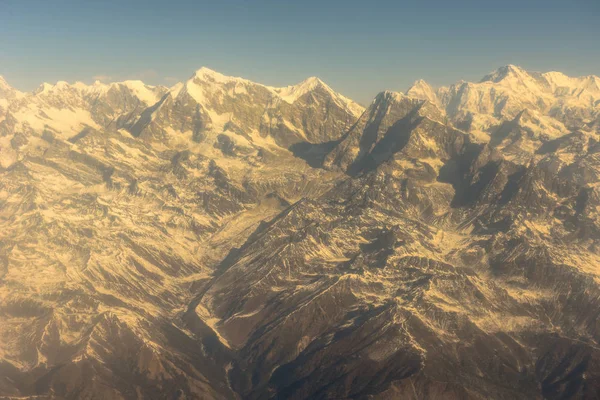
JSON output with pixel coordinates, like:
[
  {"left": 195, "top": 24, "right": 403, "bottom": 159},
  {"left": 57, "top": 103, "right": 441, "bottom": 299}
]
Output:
[{"left": 1, "top": 65, "right": 600, "bottom": 399}]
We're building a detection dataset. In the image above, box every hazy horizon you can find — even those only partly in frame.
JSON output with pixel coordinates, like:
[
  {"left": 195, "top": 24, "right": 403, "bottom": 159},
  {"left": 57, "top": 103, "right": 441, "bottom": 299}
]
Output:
[{"left": 1, "top": 0, "right": 599, "bottom": 103}]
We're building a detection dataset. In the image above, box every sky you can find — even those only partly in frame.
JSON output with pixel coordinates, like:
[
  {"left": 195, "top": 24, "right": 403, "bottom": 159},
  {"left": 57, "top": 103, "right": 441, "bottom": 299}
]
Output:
[{"left": 0, "top": 0, "right": 599, "bottom": 104}]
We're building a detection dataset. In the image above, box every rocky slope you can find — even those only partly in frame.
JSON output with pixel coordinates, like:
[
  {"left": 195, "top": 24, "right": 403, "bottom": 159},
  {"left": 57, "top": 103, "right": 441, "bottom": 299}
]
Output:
[{"left": 1, "top": 66, "right": 600, "bottom": 399}]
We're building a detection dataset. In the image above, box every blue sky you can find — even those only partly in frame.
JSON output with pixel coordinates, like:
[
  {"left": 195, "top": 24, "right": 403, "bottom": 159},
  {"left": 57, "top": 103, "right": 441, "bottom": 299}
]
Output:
[{"left": 1, "top": 0, "right": 598, "bottom": 103}]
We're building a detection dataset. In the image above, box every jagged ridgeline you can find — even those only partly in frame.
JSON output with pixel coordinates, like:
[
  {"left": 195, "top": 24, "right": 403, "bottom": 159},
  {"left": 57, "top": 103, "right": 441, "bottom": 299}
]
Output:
[{"left": 1, "top": 66, "right": 600, "bottom": 399}]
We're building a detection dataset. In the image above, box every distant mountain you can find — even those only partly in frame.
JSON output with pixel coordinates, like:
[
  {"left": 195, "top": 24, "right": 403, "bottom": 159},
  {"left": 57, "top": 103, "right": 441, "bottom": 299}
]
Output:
[
  {"left": 406, "top": 65, "right": 600, "bottom": 150},
  {"left": 1, "top": 66, "right": 600, "bottom": 399},
  {"left": 127, "top": 67, "right": 363, "bottom": 147}
]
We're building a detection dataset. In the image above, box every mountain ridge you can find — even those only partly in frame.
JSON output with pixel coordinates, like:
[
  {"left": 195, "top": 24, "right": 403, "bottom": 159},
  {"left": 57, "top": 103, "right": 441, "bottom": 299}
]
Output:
[{"left": 1, "top": 64, "right": 600, "bottom": 399}]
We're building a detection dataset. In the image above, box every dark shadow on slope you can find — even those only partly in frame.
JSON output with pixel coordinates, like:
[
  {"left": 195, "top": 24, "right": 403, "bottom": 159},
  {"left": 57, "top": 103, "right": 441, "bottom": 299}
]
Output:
[
  {"left": 536, "top": 132, "right": 577, "bottom": 155},
  {"left": 192, "top": 104, "right": 205, "bottom": 142},
  {"left": 499, "top": 166, "right": 526, "bottom": 205},
  {"left": 357, "top": 104, "right": 388, "bottom": 156},
  {"left": 215, "top": 199, "right": 307, "bottom": 275},
  {"left": 436, "top": 142, "right": 486, "bottom": 207},
  {"left": 348, "top": 109, "right": 421, "bottom": 176},
  {"left": 289, "top": 139, "right": 340, "bottom": 168},
  {"left": 128, "top": 92, "right": 170, "bottom": 138},
  {"left": 575, "top": 188, "right": 589, "bottom": 215},
  {"left": 457, "top": 161, "right": 499, "bottom": 207},
  {"left": 489, "top": 117, "right": 521, "bottom": 148},
  {"left": 68, "top": 126, "right": 94, "bottom": 143},
  {"left": 472, "top": 215, "right": 514, "bottom": 235},
  {"left": 265, "top": 303, "right": 422, "bottom": 400},
  {"left": 538, "top": 343, "right": 592, "bottom": 400},
  {"left": 588, "top": 137, "right": 600, "bottom": 154},
  {"left": 289, "top": 112, "right": 365, "bottom": 169}
]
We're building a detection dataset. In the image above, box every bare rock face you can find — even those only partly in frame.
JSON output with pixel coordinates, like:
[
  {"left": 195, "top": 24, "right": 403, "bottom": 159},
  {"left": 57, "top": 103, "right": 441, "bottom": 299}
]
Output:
[{"left": 1, "top": 66, "right": 600, "bottom": 399}]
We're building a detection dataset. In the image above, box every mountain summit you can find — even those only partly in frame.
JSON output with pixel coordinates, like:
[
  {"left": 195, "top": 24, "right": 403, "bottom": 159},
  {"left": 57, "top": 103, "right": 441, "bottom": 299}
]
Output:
[
  {"left": 404, "top": 64, "right": 600, "bottom": 146},
  {"left": 480, "top": 64, "right": 531, "bottom": 83}
]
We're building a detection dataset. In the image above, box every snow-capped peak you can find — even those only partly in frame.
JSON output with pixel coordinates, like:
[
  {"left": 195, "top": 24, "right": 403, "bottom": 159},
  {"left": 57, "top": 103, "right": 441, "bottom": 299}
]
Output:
[
  {"left": 542, "top": 71, "right": 600, "bottom": 92},
  {"left": 542, "top": 71, "right": 571, "bottom": 86},
  {"left": 0, "top": 75, "right": 10, "bottom": 89},
  {"left": 168, "top": 82, "right": 184, "bottom": 98},
  {"left": 295, "top": 76, "right": 325, "bottom": 89},
  {"left": 481, "top": 64, "right": 530, "bottom": 83},
  {"left": 406, "top": 79, "right": 440, "bottom": 106},
  {"left": 274, "top": 76, "right": 364, "bottom": 117},
  {"left": 0, "top": 75, "right": 23, "bottom": 100},
  {"left": 372, "top": 90, "right": 407, "bottom": 106},
  {"left": 181, "top": 67, "right": 256, "bottom": 103},
  {"left": 72, "top": 81, "right": 89, "bottom": 91},
  {"left": 408, "top": 79, "right": 430, "bottom": 88},
  {"left": 22, "top": 78, "right": 166, "bottom": 113},
  {"left": 0, "top": 75, "right": 22, "bottom": 98},
  {"left": 582, "top": 75, "right": 600, "bottom": 95},
  {"left": 33, "top": 80, "right": 86, "bottom": 96},
  {"left": 76, "top": 80, "right": 165, "bottom": 105},
  {"left": 192, "top": 66, "right": 249, "bottom": 85},
  {"left": 34, "top": 82, "right": 55, "bottom": 95},
  {"left": 181, "top": 67, "right": 363, "bottom": 117},
  {"left": 55, "top": 81, "right": 70, "bottom": 88},
  {"left": 113, "top": 80, "right": 162, "bottom": 105},
  {"left": 274, "top": 76, "right": 328, "bottom": 104}
]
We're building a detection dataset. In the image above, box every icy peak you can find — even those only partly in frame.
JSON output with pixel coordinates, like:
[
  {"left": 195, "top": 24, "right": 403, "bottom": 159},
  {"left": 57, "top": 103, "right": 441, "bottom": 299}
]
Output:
[
  {"left": 194, "top": 66, "right": 220, "bottom": 77},
  {"left": 272, "top": 75, "right": 363, "bottom": 116},
  {"left": 55, "top": 81, "right": 70, "bottom": 89},
  {"left": 582, "top": 75, "right": 600, "bottom": 93},
  {"left": 543, "top": 71, "right": 570, "bottom": 81},
  {"left": 406, "top": 79, "right": 440, "bottom": 105},
  {"left": 32, "top": 81, "right": 77, "bottom": 96},
  {"left": 34, "top": 82, "right": 55, "bottom": 95},
  {"left": 0, "top": 75, "right": 21, "bottom": 99},
  {"left": 118, "top": 80, "right": 152, "bottom": 90},
  {"left": 409, "top": 79, "right": 431, "bottom": 88},
  {"left": 275, "top": 76, "right": 331, "bottom": 104},
  {"left": 481, "top": 64, "right": 529, "bottom": 83},
  {"left": 114, "top": 80, "right": 161, "bottom": 105},
  {"left": 26, "top": 78, "right": 162, "bottom": 105},
  {"left": 72, "top": 81, "right": 89, "bottom": 90},
  {"left": 169, "top": 82, "right": 184, "bottom": 98},
  {"left": 0, "top": 75, "right": 10, "bottom": 88},
  {"left": 372, "top": 90, "right": 407, "bottom": 106},
  {"left": 185, "top": 66, "right": 361, "bottom": 112},
  {"left": 297, "top": 76, "right": 325, "bottom": 89},
  {"left": 192, "top": 66, "right": 246, "bottom": 85}
]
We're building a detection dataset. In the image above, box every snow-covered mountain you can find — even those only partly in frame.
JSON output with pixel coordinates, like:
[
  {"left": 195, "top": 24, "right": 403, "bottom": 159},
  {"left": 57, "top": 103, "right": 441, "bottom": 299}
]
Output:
[
  {"left": 2, "top": 66, "right": 600, "bottom": 399},
  {"left": 127, "top": 67, "right": 363, "bottom": 147},
  {"left": 407, "top": 65, "right": 600, "bottom": 152}
]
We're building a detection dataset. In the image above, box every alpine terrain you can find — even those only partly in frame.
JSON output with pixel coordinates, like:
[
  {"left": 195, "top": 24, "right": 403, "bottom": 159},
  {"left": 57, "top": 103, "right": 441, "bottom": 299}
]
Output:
[{"left": 1, "top": 65, "right": 600, "bottom": 399}]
